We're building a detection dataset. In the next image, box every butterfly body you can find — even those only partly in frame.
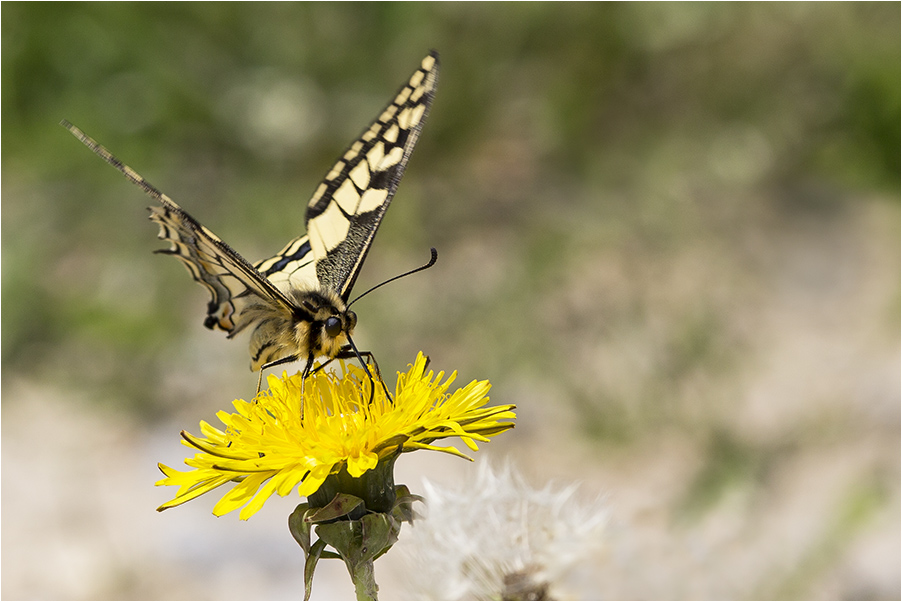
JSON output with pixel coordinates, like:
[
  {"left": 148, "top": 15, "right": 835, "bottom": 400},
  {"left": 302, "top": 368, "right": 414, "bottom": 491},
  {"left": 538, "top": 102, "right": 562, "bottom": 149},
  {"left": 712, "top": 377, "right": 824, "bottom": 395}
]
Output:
[
  {"left": 64, "top": 51, "right": 439, "bottom": 375},
  {"left": 240, "top": 286, "right": 356, "bottom": 371}
]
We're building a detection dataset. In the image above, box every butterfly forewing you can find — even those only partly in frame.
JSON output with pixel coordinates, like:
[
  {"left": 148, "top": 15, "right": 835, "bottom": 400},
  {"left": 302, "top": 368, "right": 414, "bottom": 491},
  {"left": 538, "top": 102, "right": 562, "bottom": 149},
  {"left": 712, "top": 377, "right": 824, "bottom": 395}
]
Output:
[{"left": 305, "top": 51, "right": 439, "bottom": 300}]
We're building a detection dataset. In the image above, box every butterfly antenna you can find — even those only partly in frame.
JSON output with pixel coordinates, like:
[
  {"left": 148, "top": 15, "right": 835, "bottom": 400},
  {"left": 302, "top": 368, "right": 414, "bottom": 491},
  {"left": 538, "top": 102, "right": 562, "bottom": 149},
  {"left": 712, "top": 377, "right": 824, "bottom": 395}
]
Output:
[{"left": 347, "top": 247, "right": 438, "bottom": 309}]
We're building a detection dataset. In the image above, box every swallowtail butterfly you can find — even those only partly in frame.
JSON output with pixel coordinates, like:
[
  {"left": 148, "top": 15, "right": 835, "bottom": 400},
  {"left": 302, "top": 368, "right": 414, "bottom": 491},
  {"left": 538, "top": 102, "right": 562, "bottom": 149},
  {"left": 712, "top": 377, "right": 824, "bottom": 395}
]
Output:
[{"left": 63, "top": 51, "right": 439, "bottom": 380}]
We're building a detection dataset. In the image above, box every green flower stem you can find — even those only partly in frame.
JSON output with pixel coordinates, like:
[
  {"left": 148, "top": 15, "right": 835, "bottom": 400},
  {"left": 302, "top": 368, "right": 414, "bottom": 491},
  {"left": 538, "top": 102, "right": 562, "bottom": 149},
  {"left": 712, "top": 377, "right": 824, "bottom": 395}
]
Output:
[
  {"left": 351, "top": 560, "right": 378, "bottom": 601},
  {"left": 315, "top": 513, "right": 400, "bottom": 601}
]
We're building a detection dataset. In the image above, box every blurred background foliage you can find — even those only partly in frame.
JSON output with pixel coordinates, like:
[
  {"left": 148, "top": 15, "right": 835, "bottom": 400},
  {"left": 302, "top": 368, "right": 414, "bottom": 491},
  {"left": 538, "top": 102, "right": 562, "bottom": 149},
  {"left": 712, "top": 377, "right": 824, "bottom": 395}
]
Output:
[{"left": 2, "top": 3, "right": 899, "bottom": 600}]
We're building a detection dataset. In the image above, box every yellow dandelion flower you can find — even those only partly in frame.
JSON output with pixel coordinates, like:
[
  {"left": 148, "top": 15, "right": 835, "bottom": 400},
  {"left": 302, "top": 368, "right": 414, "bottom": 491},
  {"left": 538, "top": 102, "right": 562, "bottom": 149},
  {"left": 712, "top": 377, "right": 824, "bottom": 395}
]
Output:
[{"left": 156, "top": 353, "right": 516, "bottom": 520}]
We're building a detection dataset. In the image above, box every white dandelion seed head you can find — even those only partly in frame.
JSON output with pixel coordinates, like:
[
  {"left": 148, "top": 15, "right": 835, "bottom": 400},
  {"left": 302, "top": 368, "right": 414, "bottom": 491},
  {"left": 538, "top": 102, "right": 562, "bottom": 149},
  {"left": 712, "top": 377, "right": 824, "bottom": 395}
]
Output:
[{"left": 401, "top": 461, "right": 609, "bottom": 600}]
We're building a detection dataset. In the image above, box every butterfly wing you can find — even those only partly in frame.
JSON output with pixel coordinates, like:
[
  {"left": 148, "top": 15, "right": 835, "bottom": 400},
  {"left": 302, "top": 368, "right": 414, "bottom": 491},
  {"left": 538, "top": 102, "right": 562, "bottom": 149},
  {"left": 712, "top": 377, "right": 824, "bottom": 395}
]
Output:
[
  {"left": 63, "top": 51, "right": 439, "bottom": 372},
  {"left": 304, "top": 51, "right": 440, "bottom": 300},
  {"left": 61, "top": 121, "right": 297, "bottom": 340},
  {"left": 253, "top": 235, "right": 317, "bottom": 295},
  {"left": 149, "top": 200, "right": 298, "bottom": 337}
]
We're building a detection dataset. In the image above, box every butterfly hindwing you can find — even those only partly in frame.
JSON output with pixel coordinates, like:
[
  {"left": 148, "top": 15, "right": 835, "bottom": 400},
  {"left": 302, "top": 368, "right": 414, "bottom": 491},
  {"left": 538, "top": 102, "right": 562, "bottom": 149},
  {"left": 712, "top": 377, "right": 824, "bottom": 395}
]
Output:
[
  {"left": 305, "top": 51, "right": 439, "bottom": 300},
  {"left": 149, "top": 199, "right": 297, "bottom": 336},
  {"left": 253, "top": 235, "right": 317, "bottom": 296},
  {"left": 61, "top": 120, "right": 297, "bottom": 340}
]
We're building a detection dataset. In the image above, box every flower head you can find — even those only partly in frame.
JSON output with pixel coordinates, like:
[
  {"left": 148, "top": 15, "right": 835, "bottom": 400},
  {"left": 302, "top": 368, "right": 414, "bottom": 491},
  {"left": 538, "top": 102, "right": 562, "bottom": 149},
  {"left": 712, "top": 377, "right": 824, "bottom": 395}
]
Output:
[
  {"left": 156, "top": 353, "right": 516, "bottom": 520},
  {"left": 402, "top": 462, "right": 608, "bottom": 600}
]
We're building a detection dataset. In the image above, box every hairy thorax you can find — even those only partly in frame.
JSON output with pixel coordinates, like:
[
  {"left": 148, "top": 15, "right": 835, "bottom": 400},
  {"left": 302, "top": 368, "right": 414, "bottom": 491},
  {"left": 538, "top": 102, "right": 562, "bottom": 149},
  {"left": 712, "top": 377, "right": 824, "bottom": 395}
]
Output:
[{"left": 241, "top": 286, "right": 357, "bottom": 371}]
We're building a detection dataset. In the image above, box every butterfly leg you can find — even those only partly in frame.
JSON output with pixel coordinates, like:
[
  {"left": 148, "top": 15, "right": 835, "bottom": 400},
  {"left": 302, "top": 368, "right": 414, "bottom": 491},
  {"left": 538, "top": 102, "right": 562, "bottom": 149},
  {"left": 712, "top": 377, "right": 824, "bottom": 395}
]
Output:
[
  {"left": 304, "top": 350, "right": 383, "bottom": 402},
  {"left": 257, "top": 354, "right": 301, "bottom": 395},
  {"left": 360, "top": 351, "right": 393, "bottom": 402},
  {"left": 309, "top": 356, "right": 336, "bottom": 375},
  {"left": 331, "top": 347, "right": 381, "bottom": 376},
  {"left": 257, "top": 349, "right": 387, "bottom": 403},
  {"left": 333, "top": 346, "right": 392, "bottom": 402}
]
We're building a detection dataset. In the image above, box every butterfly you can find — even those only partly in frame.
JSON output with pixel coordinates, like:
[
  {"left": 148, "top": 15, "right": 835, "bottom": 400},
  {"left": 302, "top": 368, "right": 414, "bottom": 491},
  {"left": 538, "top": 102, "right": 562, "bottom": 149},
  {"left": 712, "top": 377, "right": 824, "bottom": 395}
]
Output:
[{"left": 63, "top": 51, "right": 439, "bottom": 386}]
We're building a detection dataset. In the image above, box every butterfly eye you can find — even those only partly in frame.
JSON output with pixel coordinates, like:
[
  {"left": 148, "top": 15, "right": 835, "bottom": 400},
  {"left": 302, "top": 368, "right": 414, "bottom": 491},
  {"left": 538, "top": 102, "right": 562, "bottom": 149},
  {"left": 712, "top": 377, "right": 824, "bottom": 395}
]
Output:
[{"left": 324, "top": 316, "right": 342, "bottom": 338}]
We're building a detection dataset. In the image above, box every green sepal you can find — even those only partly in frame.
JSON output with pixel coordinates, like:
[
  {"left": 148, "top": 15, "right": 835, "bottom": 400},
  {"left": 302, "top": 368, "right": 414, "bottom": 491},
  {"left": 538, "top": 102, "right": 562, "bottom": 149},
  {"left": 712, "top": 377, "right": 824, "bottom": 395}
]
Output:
[
  {"left": 392, "top": 484, "right": 424, "bottom": 524},
  {"left": 315, "top": 513, "right": 399, "bottom": 566},
  {"left": 291, "top": 504, "right": 345, "bottom": 600},
  {"left": 303, "top": 538, "right": 327, "bottom": 601},
  {"left": 288, "top": 503, "right": 312, "bottom": 555},
  {"left": 307, "top": 493, "right": 366, "bottom": 523},
  {"left": 289, "top": 503, "right": 341, "bottom": 558}
]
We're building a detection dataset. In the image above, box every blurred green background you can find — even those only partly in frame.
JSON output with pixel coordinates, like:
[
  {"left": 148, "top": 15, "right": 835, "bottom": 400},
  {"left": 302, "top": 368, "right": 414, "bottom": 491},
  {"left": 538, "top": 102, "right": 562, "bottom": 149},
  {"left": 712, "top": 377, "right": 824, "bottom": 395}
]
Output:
[{"left": 2, "top": 3, "right": 899, "bottom": 600}]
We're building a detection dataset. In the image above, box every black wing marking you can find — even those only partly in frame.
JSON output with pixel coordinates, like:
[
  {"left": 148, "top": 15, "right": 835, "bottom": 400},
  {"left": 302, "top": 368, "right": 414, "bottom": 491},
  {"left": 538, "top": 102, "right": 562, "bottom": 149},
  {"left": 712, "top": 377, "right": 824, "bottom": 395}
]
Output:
[
  {"left": 305, "top": 51, "right": 440, "bottom": 300},
  {"left": 253, "top": 235, "right": 317, "bottom": 296}
]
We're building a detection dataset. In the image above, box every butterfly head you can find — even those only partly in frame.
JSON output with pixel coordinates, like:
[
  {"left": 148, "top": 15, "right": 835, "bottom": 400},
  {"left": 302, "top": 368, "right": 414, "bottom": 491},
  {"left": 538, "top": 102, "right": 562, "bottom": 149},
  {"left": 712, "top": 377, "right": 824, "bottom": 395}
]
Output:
[{"left": 291, "top": 288, "right": 357, "bottom": 359}]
